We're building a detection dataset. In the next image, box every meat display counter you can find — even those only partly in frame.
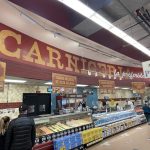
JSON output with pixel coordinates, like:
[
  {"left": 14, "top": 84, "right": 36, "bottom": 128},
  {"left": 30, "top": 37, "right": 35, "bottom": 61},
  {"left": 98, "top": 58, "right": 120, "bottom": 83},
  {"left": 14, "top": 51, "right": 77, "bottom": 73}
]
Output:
[
  {"left": 33, "top": 111, "right": 93, "bottom": 150},
  {"left": 92, "top": 109, "right": 146, "bottom": 139},
  {"left": 33, "top": 110, "right": 146, "bottom": 150}
]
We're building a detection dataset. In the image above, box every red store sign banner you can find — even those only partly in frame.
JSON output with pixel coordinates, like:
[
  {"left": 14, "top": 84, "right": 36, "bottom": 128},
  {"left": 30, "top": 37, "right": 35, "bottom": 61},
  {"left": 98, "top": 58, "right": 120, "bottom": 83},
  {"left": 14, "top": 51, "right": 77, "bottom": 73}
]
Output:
[{"left": 0, "top": 23, "right": 144, "bottom": 80}]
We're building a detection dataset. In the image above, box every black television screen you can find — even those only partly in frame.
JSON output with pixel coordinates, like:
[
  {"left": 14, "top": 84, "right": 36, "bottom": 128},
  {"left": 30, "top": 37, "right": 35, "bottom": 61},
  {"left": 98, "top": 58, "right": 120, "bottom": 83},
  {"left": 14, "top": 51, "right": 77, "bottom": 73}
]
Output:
[{"left": 23, "top": 93, "right": 51, "bottom": 116}]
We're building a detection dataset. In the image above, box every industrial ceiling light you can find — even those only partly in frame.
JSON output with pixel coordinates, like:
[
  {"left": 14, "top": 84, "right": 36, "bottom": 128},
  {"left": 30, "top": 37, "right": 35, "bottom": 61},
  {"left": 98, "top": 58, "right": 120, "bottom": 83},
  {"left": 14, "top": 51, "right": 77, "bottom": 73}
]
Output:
[
  {"left": 76, "top": 84, "right": 88, "bottom": 87},
  {"left": 44, "top": 82, "right": 52, "bottom": 85},
  {"left": 5, "top": 79, "right": 27, "bottom": 83},
  {"left": 58, "top": 0, "right": 150, "bottom": 57},
  {"left": 95, "top": 72, "right": 98, "bottom": 77},
  {"left": 121, "top": 87, "right": 130, "bottom": 90},
  {"left": 93, "top": 86, "right": 99, "bottom": 88},
  {"left": 115, "top": 87, "right": 120, "bottom": 89}
]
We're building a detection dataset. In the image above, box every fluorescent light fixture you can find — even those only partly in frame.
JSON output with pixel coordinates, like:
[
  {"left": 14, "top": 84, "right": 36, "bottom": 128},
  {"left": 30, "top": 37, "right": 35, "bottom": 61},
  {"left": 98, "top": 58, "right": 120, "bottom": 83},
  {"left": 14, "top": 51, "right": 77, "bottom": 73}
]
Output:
[
  {"left": 58, "top": 0, "right": 150, "bottom": 57},
  {"left": 94, "top": 86, "right": 99, "bottom": 88},
  {"left": 88, "top": 70, "right": 91, "bottom": 76},
  {"left": 76, "top": 84, "right": 88, "bottom": 87},
  {"left": 44, "top": 82, "right": 52, "bottom": 85},
  {"left": 58, "top": 0, "right": 94, "bottom": 18},
  {"left": 121, "top": 87, "right": 130, "bottom": 90},
  {"left": 115, "top": 87, "right": 120, "bottom": 89},
  {"left": 109, "top": 26, "right": 127, "bottom": 38},
  {"left": 91, "top": 13, "right": 113, "bottom": 30},
  {"left": 5, "top": 79, "right": 26, "bottom": 83},
  {"left": 95, "top": 72, "right": 98, "bottom": 77}
]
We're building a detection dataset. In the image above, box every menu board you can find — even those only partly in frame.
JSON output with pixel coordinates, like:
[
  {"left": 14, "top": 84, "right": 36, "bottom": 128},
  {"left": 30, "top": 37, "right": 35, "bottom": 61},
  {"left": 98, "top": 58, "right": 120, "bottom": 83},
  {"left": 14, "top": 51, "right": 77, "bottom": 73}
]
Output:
[
  {"left": 99, "top": 80, "right": 115, "bottom": 94},
  {"left": 52, "top": 73, "right": 77, "bottom": 88},
  {"left": 132, "top": 82, "right": 145, "bottom": 94},
  {"left": 0, "top": 61, "right": 6, "bottom": 91}
]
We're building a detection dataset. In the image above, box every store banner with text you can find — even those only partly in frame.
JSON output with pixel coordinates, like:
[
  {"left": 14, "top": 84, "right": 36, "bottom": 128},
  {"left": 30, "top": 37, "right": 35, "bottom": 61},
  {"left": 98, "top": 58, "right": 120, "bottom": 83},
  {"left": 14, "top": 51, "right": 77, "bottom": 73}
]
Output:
[
  {"left": 142, "top": 61, "right": 150, "bottom": 78},
  {"left": 52, "top": 73, "right": 77, "bottom": 88},
  {"left": 132, "top": 82, "right": 145, "bottom": 94},
  {"left": 0, "top": 23, "right": 145, "bottom": 81},
  {"left": 0, "top": 61, "right": 6, "bottom": 91},
  {"left": 99, "top": 80, "right": 115, "bottom": 94}
]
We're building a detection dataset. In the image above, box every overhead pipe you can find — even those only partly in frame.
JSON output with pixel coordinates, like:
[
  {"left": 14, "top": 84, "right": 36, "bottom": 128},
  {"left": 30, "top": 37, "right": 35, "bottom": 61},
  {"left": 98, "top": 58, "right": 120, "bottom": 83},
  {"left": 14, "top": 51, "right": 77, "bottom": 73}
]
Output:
[
  {"left": 146, "top": 9, "right": 150, "bottom": 19},
  {"left": 141, "top": 7, "right": 150, "bottom": 21},
  {"left": 118, "top": 0, "right": 150, "bottom": 34},
  {"left": 136, "top": 9, "right": 150, "bottom": 28},
  {"left": 139, "top": 7, "right": 150, "bottom": 22},
  {"left": 140, "top": 7, "right": 150, "bottom": 21}
]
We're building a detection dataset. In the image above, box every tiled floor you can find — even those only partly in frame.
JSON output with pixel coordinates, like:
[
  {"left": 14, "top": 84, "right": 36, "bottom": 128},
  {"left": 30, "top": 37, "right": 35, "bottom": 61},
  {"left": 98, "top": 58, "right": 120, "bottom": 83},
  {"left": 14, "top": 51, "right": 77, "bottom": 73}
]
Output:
[{"left": 88, "top": 124, "right": 150, "bottom": 150}]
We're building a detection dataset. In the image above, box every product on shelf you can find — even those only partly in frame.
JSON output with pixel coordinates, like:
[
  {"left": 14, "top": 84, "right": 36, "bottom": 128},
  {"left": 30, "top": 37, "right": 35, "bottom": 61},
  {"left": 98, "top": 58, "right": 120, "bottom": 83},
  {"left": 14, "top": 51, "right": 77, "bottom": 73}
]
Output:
[
  {"left": 36, "top": 126, "right": 51, "bottom": 137},
  {"left": 102, "top": 114, "right": 146, "bottom": 138},
  {"left": 36, "top": 118, "right": 92, "bottom": 136},
  {"left": 39, "top": 126, "right": 54, "bottom": 134},
  {"left": 93, "top": 110, "right": 137, "bottom": 127},
  {"left": 56, "top": 122, "right": 71, "bottom": 130},
  {"left": 34, "top": 112, "right": 92, "bottom": 134},
  {"left": 49, "top": 126, "right": 60, "bottom": 132},
  {"left": 83, "top": 117, "right": 92, "bottom": 122},
  {"left": 66, "top": 119, "right": 91, "bottom": 127},
  {"left": 36, "top": 127, "right": 44, "bottom": 137}
]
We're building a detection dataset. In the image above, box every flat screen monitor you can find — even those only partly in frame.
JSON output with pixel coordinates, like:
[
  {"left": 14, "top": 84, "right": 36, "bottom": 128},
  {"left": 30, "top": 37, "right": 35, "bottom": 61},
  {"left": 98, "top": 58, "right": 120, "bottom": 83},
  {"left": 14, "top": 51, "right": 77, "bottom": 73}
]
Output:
[{"left": 23, "top": 93, "right": 51, "bottom": 116}]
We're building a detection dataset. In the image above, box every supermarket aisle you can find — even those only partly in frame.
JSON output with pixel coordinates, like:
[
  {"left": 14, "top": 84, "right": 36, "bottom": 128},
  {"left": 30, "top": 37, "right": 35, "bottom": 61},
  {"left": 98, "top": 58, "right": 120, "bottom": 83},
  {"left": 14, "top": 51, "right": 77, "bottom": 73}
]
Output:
[{"left": 88, "top": 124, "right": 150, "bottom": 150}]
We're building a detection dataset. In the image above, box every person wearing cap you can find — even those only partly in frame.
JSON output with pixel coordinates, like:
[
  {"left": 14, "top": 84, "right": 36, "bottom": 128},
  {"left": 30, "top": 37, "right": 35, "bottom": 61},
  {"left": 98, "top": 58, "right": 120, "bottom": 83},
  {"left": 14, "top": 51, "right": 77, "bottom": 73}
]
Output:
[{"left": 5, "top": 104, "right": 36, "bottom": 150}]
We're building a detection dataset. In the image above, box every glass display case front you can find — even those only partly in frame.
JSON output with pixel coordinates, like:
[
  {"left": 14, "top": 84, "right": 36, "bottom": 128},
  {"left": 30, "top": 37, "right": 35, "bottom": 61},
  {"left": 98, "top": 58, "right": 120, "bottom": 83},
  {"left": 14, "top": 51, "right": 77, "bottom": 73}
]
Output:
[{"left": 34, "top": 111, "right": 94, "bottom": 144}]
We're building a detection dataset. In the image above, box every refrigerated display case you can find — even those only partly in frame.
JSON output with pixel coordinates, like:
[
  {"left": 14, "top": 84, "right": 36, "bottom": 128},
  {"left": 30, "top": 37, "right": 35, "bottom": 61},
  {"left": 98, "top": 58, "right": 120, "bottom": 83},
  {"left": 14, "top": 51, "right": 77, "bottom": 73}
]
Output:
[
  {"left": 93, "top": 110, "right": 137, "bottom": 127},
  {"left": 92, "top": 109, "right": 146, "bottom": 140},
  {"left": 33, "top": 109, "right": 146, "bottom": 150},
  {"left": 34, "top": 111, "right": 93, "bottom": 145}
]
